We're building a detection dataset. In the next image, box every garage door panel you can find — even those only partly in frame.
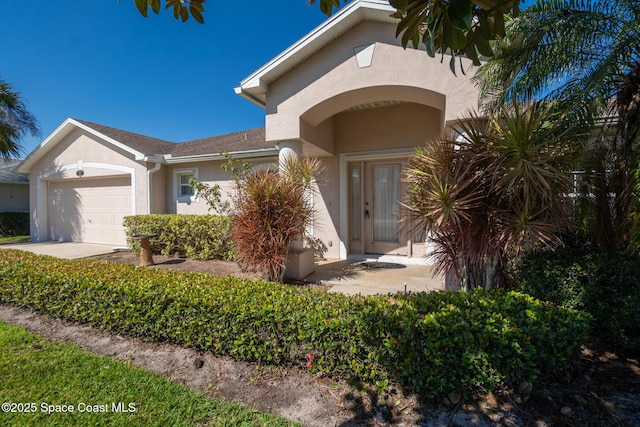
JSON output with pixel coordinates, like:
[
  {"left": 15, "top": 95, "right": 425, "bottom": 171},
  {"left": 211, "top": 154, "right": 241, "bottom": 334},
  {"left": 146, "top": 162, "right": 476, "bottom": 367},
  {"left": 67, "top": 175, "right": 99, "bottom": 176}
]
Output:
[{"left": 48, "top": 177, "right": 131, "bottom": 246}]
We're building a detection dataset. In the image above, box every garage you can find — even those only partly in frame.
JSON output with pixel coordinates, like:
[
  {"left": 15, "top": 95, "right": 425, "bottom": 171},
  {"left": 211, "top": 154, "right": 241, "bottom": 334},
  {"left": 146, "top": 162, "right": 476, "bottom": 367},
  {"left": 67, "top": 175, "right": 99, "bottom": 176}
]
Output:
[{"left": 47, "top": 176, "right": 132, "bottom": 246}]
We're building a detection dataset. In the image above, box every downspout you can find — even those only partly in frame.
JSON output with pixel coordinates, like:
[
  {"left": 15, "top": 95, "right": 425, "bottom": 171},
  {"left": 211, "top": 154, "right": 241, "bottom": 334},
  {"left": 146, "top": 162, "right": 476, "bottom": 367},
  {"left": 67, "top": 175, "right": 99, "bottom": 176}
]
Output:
[{"left": 144, "top": 155, "right": 165, "bottom": 214}]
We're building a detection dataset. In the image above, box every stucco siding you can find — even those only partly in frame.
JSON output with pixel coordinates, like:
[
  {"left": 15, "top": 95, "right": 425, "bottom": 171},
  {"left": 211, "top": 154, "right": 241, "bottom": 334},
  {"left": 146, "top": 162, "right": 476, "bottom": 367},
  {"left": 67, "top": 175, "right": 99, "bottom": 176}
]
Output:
[
  {"left": 334, "top": 103, "right": 441, "bottom": 153},
  {"left": 165, "top": 161, "right": 239, "bottom": 215},
  {"left": 313, "top": 157, "right": 341, "bottom": 259},
  {"left": 150, "top": 166, "right": 167, "bottom": 214},
  {"left": 0, "top": 184, "right": 29, "bottom": 212},
  {"left": 265, "top": 21, "right": 478, "bottom": 145}
]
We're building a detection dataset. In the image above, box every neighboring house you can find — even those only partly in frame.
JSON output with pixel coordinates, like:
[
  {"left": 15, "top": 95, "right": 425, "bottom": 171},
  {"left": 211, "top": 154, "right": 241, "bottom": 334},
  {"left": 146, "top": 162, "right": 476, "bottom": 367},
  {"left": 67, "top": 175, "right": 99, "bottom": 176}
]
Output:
[
  {"left": 16, "top": 0, "right": 478, "bottom": 265},
  {"left": 0, "top": 159, "right": 29, "bottom": 212}
]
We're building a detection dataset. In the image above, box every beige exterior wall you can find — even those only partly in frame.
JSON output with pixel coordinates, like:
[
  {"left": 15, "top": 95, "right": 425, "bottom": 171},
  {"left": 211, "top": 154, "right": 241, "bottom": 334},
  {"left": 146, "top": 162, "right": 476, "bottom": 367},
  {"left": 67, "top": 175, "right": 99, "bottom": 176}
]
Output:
[
  {"left": 164, "top": 158, "right": 278, "bottom": 215},
  {"left": 165, "top": 161, "right": 232, "bottom": 215},
  {"left": 150, "top": 166, "right": 167, "bottom": 214},
  {"left": 264, "top": 21, "right": 478, "bottom": 151},
  {"left": 27, "top": 128, "right": 149, "bottom": 242},
  {"left": 0, "top": 184, "right": 29, "bottom": 212},
  {"left": 334, "top": 103, "right": 442, "bottom": 153},
  {"left": 313, "top": 157, "right": 341, "bottom": 258}
]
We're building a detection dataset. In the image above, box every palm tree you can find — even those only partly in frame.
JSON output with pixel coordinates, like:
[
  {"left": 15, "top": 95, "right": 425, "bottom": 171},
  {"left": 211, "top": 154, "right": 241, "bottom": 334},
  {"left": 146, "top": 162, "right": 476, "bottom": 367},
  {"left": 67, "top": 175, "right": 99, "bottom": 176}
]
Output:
[
  {"left": 0, "top": 77, "right": 39, "bottom": 158},
  {"left": 475, "top": 0, "right": 640, "bottom": 250},
  {"left": 615, "top": 62, "right": 640, "bottom": 249},
  {"left": 406, "top": 101, "right": 580, "bottom": 289},
  {"left": 476, "top": 0, "right": 639, "bottom": 115}
]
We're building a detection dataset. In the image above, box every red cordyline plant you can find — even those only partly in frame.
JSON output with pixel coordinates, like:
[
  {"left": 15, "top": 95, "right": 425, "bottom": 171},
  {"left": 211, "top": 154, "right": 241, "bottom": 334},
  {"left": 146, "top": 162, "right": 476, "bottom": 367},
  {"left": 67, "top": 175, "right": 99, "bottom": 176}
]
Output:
[
  {"left": 231, "top": 157, "right": 321, "bottom": 283},
  {"left": 406, "top": 101, "right": 582, "bottom": 289}
]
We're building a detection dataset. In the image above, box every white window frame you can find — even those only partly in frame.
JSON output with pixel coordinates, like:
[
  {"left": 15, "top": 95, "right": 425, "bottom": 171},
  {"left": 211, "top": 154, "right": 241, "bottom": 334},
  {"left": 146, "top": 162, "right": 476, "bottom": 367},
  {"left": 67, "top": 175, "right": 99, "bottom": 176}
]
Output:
[{"left": 173, "top": 167, "right": 199, "bottom": 203}]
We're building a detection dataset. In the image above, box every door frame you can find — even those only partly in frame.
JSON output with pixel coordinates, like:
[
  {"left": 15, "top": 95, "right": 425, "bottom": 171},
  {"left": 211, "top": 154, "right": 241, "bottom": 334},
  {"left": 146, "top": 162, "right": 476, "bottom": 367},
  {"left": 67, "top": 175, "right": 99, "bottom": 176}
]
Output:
[{"left": 339, "top": 149, "right": 416, "bottom": 259}]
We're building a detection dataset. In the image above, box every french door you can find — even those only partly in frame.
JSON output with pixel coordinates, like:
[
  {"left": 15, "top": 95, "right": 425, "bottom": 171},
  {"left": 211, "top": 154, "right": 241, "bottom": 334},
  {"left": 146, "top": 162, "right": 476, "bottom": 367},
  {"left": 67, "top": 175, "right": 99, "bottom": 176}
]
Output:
[{"left": 349, "top": 160, "right": 408, "bottom": 255}]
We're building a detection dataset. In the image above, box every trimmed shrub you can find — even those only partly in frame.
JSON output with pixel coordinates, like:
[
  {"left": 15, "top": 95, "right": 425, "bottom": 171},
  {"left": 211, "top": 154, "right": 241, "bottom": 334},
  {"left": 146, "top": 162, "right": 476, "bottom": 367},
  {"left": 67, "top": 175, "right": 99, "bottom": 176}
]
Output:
[
  {"left": 123, "top": 214, "right": 233, "bottom": 261},
  {"left": 0, "top": 250, "right": 590, "bottom": 398},
  {"left": 0, "top": 212, "right": 29, "bottom": 236},
  {"left": 514, "top": 248, "right": 640, "bottom": 352}
]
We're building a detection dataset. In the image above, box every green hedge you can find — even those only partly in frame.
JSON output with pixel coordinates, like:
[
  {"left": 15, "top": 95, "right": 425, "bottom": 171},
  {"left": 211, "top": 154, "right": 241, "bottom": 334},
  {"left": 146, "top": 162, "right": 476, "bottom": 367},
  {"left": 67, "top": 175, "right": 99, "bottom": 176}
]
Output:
[
  {"left": 0, "top": 212, "right": 29, "bottom": 236},
  {"left": 0, "top": 250, "right": 589, "bottom": 397},
  {"left": 514, "top": 248, "right": 640, "bottom": 353},
  {"left": 123, "top": 214, "right": 233, "bottom": 260}
]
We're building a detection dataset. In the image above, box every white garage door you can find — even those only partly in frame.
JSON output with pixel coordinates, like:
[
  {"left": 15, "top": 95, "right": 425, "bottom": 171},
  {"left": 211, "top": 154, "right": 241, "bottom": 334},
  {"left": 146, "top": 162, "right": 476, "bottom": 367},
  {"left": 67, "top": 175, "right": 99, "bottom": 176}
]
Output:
[{"left": 48, "top": 176, "right": 132, "bottom": 246}]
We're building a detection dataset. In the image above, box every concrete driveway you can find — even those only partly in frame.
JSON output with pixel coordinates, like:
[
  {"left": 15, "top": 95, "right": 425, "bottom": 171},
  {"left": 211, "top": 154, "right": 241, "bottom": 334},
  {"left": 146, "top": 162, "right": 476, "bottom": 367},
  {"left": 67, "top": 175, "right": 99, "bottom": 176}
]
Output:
[{"left": 0, "top": 241, "right": 116, "bottom": 259}]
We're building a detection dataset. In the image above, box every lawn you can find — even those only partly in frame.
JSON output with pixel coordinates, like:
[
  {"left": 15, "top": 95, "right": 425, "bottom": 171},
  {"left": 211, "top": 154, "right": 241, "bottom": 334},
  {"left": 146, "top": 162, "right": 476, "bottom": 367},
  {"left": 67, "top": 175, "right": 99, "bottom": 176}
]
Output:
[
  {"left": 0, "top": 235, "right": 29, "bottom": 244},
  {"left": 0, "top": 321, "right": 299, "bottom": 427}
]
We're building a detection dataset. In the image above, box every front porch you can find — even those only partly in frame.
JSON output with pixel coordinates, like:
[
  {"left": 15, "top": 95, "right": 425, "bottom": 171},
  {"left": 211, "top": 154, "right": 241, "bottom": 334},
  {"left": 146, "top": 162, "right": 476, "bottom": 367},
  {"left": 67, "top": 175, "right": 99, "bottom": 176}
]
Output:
[{"left": 307, "top": 257, "right": 443, "bottom": 296}]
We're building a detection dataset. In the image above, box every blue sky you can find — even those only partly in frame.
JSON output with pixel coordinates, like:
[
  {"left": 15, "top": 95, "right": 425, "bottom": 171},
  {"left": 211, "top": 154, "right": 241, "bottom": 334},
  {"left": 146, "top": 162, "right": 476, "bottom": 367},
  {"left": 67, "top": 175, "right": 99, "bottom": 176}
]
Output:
[
  {"left": 1, "top": 0, "right": 328, "bottom": 155},
  {"left": 3, "top": 1, "right": 536, "bottom": 157}
]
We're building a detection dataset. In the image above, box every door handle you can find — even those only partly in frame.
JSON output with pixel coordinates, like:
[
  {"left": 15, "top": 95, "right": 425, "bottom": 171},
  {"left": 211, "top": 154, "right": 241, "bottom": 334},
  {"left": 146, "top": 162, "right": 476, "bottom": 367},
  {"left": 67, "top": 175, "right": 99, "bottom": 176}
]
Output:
[{"left": 364, "top": 210, "right": 369, "bottom": 219}]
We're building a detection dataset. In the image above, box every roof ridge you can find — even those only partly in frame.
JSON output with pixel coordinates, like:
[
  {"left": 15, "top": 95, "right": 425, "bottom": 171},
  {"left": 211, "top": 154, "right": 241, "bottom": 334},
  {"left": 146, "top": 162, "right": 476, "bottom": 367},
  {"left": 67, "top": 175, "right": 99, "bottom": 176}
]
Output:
[
  {"left": 72, "top": 118, "right": 175, "bottom": 144},
  {"left": 178, "top": 127, "right": 265, "bottom": 144},
  {"left": 68, "top": 119, "right": 270, "bottom": 159}
]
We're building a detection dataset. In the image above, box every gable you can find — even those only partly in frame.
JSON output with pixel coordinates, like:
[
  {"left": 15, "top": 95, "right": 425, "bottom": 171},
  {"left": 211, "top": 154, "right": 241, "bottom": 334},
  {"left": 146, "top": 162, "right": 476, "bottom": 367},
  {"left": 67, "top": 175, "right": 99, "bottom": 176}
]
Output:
[
  {"left": 235, "top": 0, "right": 396, "bottom": 107},
  {"left": 236, "top": 0, "right": 479, "bottom": 147},
  {"left": 17, "top": 118, "right": 152, "bottom": 174},
  {"left": 26, "top": 127, "right": 146, "bottom": 181}
]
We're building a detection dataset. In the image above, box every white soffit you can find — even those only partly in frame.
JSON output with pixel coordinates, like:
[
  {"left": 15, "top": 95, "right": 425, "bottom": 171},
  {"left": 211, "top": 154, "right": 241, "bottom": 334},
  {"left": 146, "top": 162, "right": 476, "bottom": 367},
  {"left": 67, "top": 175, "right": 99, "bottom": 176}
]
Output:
[{"left": 235, "top": 0, "right": 396, "bottom": 107}]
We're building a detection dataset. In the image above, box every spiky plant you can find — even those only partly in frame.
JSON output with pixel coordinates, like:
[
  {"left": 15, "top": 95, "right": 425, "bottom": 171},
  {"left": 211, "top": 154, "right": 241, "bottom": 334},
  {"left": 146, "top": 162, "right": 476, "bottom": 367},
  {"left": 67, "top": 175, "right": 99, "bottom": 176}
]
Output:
[
  {"left": 475, "top": 0, "right": 640, "bottom": 251},
  {"left": 231, "top": 157, "right": 320, "bottom": 283},
  {"left": 406, "top": 101, "right": 579, "bottom": 289}
]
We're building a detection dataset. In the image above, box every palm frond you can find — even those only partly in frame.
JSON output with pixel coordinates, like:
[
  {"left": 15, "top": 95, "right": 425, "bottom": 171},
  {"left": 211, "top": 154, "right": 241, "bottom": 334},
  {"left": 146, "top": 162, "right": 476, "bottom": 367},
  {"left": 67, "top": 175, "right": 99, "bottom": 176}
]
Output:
[{"left": 0, "top": 79, "right": 40, "bottom": 158}]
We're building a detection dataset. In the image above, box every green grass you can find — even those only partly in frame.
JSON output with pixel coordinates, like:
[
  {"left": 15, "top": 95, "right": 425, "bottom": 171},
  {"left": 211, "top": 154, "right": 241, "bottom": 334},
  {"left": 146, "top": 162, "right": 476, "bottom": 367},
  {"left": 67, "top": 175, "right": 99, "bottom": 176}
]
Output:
[
  {"left": 0, "top": 235, "right": 29, "bottom": 244},
  {"left": 0, "top": 321, "right": 300, "bottom": 427}
]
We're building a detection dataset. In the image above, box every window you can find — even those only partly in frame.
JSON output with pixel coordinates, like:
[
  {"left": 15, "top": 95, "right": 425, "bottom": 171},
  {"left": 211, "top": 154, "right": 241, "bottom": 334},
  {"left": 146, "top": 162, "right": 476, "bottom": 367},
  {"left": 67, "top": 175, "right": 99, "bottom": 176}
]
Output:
[
  {"left": 179, "top": 174, "right": 194, "bottom": 197},
  {"left": 174, "top": 168, "right": 198, "bottom": 203}
]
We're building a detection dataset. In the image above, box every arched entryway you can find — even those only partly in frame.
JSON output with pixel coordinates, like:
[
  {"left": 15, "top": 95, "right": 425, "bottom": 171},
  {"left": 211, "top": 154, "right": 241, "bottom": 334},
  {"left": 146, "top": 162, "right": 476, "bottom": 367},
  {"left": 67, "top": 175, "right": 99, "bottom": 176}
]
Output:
[{"left": 274, "top": 85, "right": 446, "bottom": 260}]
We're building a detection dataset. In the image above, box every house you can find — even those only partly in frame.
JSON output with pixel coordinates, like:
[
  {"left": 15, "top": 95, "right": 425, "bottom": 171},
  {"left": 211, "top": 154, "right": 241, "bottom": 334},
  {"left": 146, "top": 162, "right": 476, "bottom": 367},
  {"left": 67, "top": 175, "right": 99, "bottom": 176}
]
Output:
[
  {"left": 0, "top": 159, "right": 29, "bottom": 212},
  {"left": 16, "top": 0, "right": 478, "bottom": 268},
  {"left": 16, "top": 122, "right": 274, "bottom": 246}
]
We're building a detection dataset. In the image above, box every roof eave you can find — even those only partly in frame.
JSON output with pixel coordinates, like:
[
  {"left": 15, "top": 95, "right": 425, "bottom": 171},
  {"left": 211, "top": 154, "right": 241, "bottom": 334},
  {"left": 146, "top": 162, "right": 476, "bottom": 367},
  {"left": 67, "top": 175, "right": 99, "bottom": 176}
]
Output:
[
  {"left": 164, "top": 148, "right": 279, "bottom": 164},
  {"left": 0, "top": 180, "right": 29, "bottom": 185},
  {"left": 234, "top": 86, "right": 266, "bottom": 108},
  {"left": 16, "top": 118, "right": 147, "bottom": 174}
]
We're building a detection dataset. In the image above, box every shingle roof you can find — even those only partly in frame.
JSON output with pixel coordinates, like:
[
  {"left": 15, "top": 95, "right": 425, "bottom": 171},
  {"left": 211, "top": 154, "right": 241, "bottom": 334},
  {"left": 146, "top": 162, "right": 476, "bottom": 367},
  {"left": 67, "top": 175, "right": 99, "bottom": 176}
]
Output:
[
  {"left": 0, "top": 159, "right": 28, "bottom": 183},
  {"left": 170, "top": 128, "right": 273, "bottom": 157},
  {"left": 73, "top": 119, "right": 177, "bottom": 156},
  {"left": 75, "top": 120, "right": 272, "bottom": 158}
]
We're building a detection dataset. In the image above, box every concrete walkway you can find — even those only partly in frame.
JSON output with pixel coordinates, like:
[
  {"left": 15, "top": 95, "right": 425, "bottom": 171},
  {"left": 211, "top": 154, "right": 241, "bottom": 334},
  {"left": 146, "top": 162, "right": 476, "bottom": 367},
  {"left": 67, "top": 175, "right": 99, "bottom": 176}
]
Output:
[
  {"left": 0, "top": 241, "right": 116, "bottom": 259},
  {"left": 307, "top": 259, "right": 444, "bottom": 295}
]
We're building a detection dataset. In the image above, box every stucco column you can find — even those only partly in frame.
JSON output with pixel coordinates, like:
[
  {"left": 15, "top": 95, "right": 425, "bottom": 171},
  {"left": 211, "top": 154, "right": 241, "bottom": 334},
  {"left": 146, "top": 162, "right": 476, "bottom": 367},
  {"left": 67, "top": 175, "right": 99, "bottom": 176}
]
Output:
[
  {"left": 276, "top": 140, "right": 314, "bottom": 279},
  {"left": 278, "top": 141, "right": 303, "bottom": 251},
  {"left": 277, "top": 141, "right": 302, "bottom": 172}
]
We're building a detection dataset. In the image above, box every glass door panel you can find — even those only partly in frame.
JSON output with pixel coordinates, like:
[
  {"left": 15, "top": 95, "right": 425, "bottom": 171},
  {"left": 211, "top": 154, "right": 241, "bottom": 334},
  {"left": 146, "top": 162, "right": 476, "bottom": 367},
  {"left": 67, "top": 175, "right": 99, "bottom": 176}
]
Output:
[
  {"left": 372, "top": 165, "right": 399, "bottom": 242},
  {"left": 365, "top": 161, "right": 406, "bottom": 255},
  {"left": 350, "top": 165, "right": 361, "bottom": 241}
]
